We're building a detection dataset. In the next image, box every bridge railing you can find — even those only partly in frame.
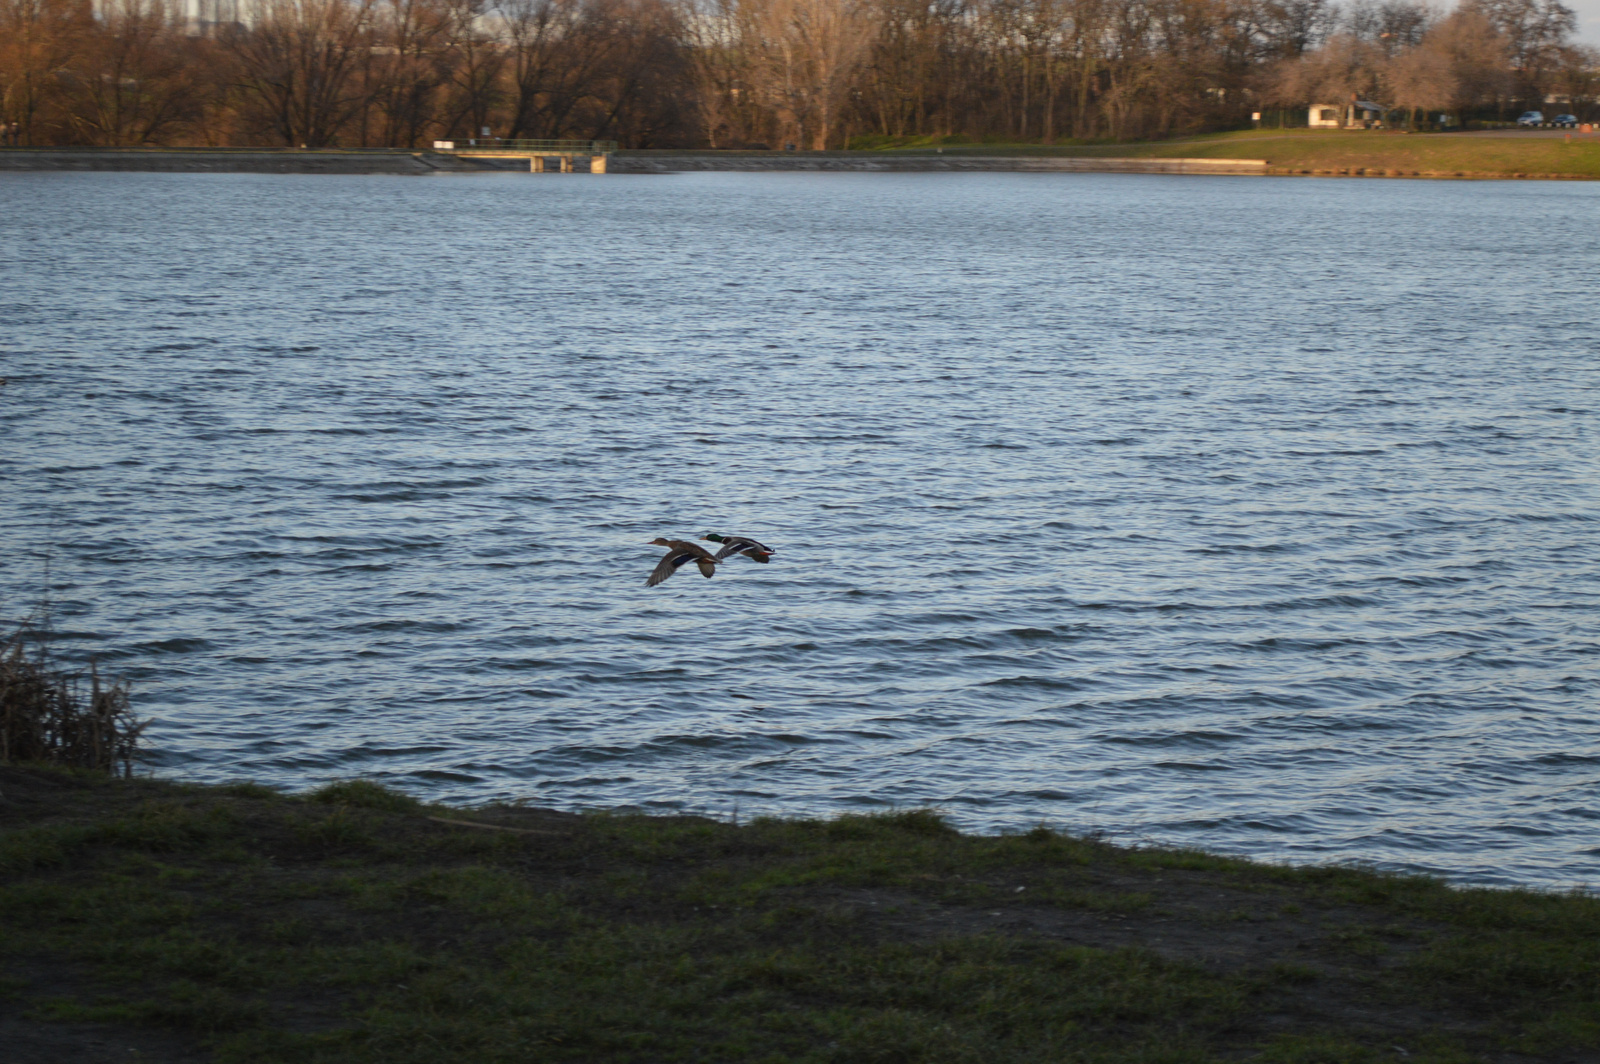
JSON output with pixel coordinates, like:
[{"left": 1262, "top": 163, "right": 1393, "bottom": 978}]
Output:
[{"left": 434, "top": 138, "right": 618, "bottom": 153}]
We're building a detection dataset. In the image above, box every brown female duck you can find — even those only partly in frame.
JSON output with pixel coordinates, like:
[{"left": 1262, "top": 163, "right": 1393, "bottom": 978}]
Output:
[{"left": 646, "top": 537, "right": 719, "bottom": 587}]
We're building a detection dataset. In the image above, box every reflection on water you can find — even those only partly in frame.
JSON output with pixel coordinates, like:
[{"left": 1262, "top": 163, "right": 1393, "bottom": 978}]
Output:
[{"left": 2, "top": 170, "right": 1598, "bottom": 888}]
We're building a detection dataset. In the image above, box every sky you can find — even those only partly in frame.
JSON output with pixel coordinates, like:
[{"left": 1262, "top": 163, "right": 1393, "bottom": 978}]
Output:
[{"left": 1576, "top": 0, "right": 1600, "bottom": 44}]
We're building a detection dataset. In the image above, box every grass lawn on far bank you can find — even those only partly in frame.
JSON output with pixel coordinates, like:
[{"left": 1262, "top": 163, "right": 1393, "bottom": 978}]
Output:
[
  {"left": 2, "top": 763, "right": 1599, "bottom": 1064},
  {"left": 852, "top": 128, "right": 1600, "bottom": 178}
]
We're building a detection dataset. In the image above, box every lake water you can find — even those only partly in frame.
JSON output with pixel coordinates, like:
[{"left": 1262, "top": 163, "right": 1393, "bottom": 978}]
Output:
[{"left": 3, "top": 169, "right": 1598, "bottom": 889}]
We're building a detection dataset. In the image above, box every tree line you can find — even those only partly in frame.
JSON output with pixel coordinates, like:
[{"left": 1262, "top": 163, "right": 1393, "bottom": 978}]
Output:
[{"left": 1, "top": 0, "right": 1592, "bottom": 149}]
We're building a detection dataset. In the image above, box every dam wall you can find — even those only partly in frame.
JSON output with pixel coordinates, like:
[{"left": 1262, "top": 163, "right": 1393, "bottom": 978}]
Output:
[{"left": 1, "top": 148, "right": 1267, "bottom": 177}]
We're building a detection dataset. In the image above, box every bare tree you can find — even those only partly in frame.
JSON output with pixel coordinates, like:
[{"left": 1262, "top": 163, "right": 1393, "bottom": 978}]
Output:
[
  {"left": 1143, "top": 0, "right": 1244, "bottom": 140},
  {"left": 1264, "top": 32, "right": 1385, "bottom": 120},
  {"left": 856, "top": 0, "right": 962, "bottom": 140},
  {"left": 1099, "top": 0, "right": 1158, "bottom": 140},
  {"left": 1247, "top": 0, "right": 1336, "bottom": 59},
  {"left": 1425, "top": 3, "right": 1509, "bottom": 114},
  {"left": 437, "top": 0, "right": 505, "bottom": 139},
  {"left": 746, "top": 0, "right": 875, "bottom": 148},
  {"left": 1463, "top": 0, "right": 1571, "bottom": 69},
  {"left": 360, "top": 0, "right": 455, "bottom": 146},
  {"left": 0, "top": 0, "right": 1570, "bottom": 150},
  {"left": 676, "top": 0, "right": 744, "bottom": 145},
  {"left": 600, "top": 0, "right": 694, "bottom": 144},
  {"left": 498, "top": 0, "right": 622, "bottom": 139},
  {"left": 221, "top": 0, "right": 379, "bottom": 145},
  {"left": 1385, "top": 33, "right": 1453, "bottom": 123},
  {"left": 1347, "top": 0, "right": 1434, "bottom": 54},
  {"left": 1545, "top": 42, "right": 1598, "bottom": 120},
  {"left": 1, "top": 0, "right": 91, "bottom": 143},
  {"left": 66, "top": 0, "right": 200, "bottom": 144},
  {"left": 1060, "top": 0, "right": 1110, "bottom": 139}
]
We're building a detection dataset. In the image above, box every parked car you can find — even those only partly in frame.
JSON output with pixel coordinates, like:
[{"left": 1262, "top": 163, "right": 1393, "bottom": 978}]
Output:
[
  {"left": 1552, "top": 114, "right": 1579, "bottom": 127},
  {"left": 1516, "top": 111, "right": 1545, "bottom": 126}
]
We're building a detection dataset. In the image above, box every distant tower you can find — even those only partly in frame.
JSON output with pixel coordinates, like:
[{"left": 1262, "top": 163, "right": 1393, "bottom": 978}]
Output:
[{"left": 187, "top": 0, "right": 250, "bottom": 35}]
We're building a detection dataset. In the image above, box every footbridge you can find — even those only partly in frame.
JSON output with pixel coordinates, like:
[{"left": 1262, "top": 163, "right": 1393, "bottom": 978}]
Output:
[{"left": 432, "top": 138, "right": 616, "bottom": 173}]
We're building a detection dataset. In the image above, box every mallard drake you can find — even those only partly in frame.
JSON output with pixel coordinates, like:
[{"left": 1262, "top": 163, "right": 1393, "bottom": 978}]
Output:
[
  {"left": 701, "top": 533, "right": 775, "bottom": 563},
  {"left": 646, "top": 537, "right": 719, "bottom": 587}
]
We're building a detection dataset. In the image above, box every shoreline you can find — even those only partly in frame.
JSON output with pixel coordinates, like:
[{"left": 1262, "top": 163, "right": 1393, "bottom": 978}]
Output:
[
  {"left": 612, "top": 152, "right": 1268, "bottom": 175},
  {"left": 3, "top": 146, "right": 1593, "bottom": 180},
  {"left": 0, "top": 148, "right": 1267, "bottom": 177},
  {"left": 3, "top": 763, "right": 1598, "bottom": 1062},
  {"left": 0, "top": 148, "right": 472, "bottom": 175}
]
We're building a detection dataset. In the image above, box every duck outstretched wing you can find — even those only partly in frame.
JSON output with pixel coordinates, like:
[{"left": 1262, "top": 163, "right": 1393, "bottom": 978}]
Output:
[
  {"left": 647, "top": 549, "right": 702, "bottom": 587},
  {"left": 712, "top": 536, "right": 774, "bottom": 562}
]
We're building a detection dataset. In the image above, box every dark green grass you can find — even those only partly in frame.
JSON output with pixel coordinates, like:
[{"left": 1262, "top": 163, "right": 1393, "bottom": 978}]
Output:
[{"left": 1, "top": 766, "right": 1596, "bottom": 1063}]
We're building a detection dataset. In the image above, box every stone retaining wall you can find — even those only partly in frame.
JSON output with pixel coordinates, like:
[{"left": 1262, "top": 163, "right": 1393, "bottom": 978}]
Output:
[
  {"left": 609, "top": 153, "right": 1268, "bottom": 175},
  {"left": 0, "top": 148, "right": 1267, "bottom": 177},
  {"left": 0, "top": 150, "right": 469, "bottom": 174}
]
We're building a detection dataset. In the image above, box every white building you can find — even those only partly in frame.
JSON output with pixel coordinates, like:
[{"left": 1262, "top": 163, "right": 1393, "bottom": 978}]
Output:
[
  {"left": 92, "top": 0, "right": 259, "bottom": 33},
  {"left": 1309, "top": 100, "right": 1385, "bottom": 128},
  {"left": 183, "top": 0, "right": 255, "bottom": 33}
]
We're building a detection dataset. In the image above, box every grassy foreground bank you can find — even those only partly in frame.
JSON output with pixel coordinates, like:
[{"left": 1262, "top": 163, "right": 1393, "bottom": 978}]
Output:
[
  {"left": 2, "top": 765, "right": 1597, "bottom": 1064},
  {"left": 857, "top": 128, "right": 1600, "bottom": 179}
]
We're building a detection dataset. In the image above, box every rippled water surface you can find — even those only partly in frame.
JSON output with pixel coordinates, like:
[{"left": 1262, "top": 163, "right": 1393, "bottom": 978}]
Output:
[{"left": 4, "top": 170, "right": 1598, "bottom": 887}]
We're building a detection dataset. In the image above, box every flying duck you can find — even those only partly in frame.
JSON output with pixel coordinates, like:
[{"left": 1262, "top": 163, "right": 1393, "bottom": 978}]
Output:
[
  {"left": 701, "top": 533, "right": 775, "bottom": 563},
  {"left": 646, "top": 537, "right": 719, "bottom": 587}
]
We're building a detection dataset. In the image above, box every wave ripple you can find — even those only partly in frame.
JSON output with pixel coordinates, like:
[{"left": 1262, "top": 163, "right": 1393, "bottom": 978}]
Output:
[{"left": 3, "top": 171, "right": 1599, "bottom": 889}]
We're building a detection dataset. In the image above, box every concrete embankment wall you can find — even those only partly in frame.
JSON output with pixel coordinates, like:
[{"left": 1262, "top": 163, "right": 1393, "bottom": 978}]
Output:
[
  {"left": 1, "top": 148, "right": 1267, "bottom": 177},
  {"left": 0, "top": 149, "right": 475, "bottom": 174},
  {"left": 610, "top": 153, "right": 1267, "bottom": 175}
]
